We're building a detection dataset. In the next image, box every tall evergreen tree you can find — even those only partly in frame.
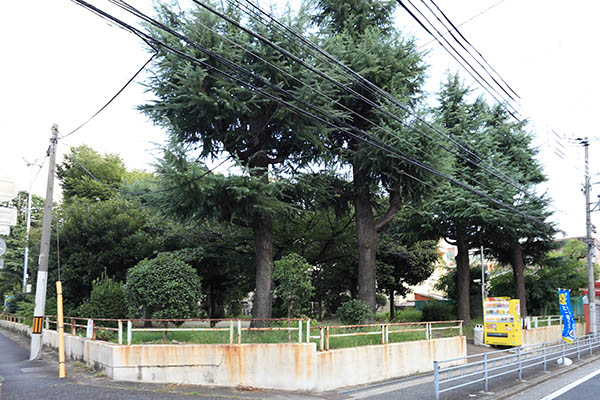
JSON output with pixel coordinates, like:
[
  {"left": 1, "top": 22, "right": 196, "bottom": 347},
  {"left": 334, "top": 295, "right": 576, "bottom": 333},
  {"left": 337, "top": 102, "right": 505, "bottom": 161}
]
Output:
[
  {"left": 314, "top": 0, "right": 442, "bottom": 312},
  {"left": 140, "top": 3, "right": 337, "bottom": 324}
]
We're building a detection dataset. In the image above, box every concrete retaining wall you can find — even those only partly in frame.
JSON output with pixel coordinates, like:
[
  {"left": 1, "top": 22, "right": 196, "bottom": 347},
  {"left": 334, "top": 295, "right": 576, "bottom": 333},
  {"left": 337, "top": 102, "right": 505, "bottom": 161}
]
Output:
[
  {"left": 522, "top": 322, "right": 585, "bottom": 346},
  {"left": 0, "top": 319, "right": 465, "bottom": 391}
]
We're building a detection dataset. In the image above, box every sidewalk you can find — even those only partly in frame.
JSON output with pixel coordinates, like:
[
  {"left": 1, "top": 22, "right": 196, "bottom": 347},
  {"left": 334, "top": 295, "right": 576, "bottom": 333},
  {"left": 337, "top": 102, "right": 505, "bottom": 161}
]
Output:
[{"left": 0, "top": 328, "right": 321, "bottom": 400}]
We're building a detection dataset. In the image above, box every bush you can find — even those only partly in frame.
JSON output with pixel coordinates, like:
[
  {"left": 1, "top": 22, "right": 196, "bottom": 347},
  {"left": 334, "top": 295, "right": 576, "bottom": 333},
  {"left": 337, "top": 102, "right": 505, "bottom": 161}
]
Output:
[
  {"left": 421, "top": 301, "right": 455, "bottom": 321},
  {"left": 6, "top": 292, "right": 32, "bottom": 314},
  {"left": 375, "top": 293, "right": 387, "bottom": 309},
  {"left": 87, "top": 273, "right": 128, "bottom": 319},
  {"left": 125, "top": 252, "right": 202, "bottom": 321},
  {"left": 394, "top": 308, "right": 423, "bottom": 322},
  {"left": 336, "top": 299, "right": 374, "bottom": 325}
]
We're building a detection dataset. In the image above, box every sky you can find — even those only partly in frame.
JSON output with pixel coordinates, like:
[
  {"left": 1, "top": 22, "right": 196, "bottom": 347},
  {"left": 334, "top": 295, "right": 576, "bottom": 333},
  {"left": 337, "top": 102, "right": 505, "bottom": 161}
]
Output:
[{"left": 0, "top": 0, "right": 598, "bottom": 238}]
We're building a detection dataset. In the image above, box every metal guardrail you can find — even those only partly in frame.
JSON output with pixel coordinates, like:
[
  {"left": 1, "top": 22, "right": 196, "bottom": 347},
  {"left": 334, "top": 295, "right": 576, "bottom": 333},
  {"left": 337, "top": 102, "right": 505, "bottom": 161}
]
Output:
[
  {"left": 3, "top": 314, "right": 464, "bottom": 350},
  {"left": 433, "top": 333, "right": 600, "bottom": 400},
  {"left": 309, "top": 320, "right": 463, "bottom": 351}
]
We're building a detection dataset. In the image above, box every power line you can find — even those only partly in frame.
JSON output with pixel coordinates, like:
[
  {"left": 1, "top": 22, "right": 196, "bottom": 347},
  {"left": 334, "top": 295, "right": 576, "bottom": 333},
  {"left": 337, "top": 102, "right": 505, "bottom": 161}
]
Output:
[
  {"left": 70, "top": 0, "right": 550, "bottom": 227},
  {"left": 60, "top": 52, "right": 157, "bottom": 140}
]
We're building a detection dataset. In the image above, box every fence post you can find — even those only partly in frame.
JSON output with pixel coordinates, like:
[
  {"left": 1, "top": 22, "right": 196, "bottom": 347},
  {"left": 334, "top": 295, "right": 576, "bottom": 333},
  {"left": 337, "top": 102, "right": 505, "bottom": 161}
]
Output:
[
  {"left": 534, "top": 317, "right": 539, "bottom": 328},
  {"left": 229, "top": 321, "right": 234, "bottom": 344},
  {"left": 518, "top": 347, "right": 522, "bottom": 381},
  {"left": 45, "top": 316, "right": 49, "bottom": 330},
  {"left": 118, "top": 320, "right": 123, "bottom": 345},
  {"left": 590, "top": 335, "right": 593, "bottom": 355},
  {"left": 559, "top": 316, "right": 563, "bottom": 326},
  {"left": 127, "top": 320, "right": 132, "bottom": 345},
  {"left": 92, "top": 320, "right": 96, "bottom": 341},
  {"left": 306, "top": 319, "right": 310, "bottom": 343},
  {"left": 426, "top": 322, "right": 430, "bottom": 340},
  {"left": 548, "top": 316, "right": 551, "bottom": 326},
  {"left": 326, "top": 326, "right": 330, "bottom": 351},
  {"left": 71, "top": 318, "right": 76, "bottom": 335},
  {"left": 320, "top": 327, "right": 324, "bottom": 351},
  {"left": 381, "top": 324, "right": 385, "bottom": 345},
  {"left": 299, "top": 320, "right": 302, "bottom": 343},
  {"left": 237, "top": 320, "right": 242, "bottom": 345},
  {"left": 459, "top": 321, "right": 463, "bottom": 337},
  {"left": 577, "top": 337, "right": 581, "bottom": 360},
  {"left": 483, "top": 353, "right": 489, "bottom": 392},
  {"left": 433, "top": 361, "right": 440, "bottom": 400},
  {"left": 543, "top": 343, "right": 547, "bottom": 372},
  {"left": 386, "top": 324, "right": 389, "bottom": 344}
]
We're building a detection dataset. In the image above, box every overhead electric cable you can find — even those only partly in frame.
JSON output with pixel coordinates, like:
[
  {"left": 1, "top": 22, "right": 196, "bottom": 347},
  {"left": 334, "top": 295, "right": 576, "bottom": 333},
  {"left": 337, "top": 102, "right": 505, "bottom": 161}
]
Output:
[
  {"left": 426, "top": 0, "right": 519, "bottom": 99},
  {"left": 70, "top": 0, "right": 549, "bottom": 227},
  {"left": 397, "top": 0, "right": 520, "bottom": 119},
  {"left": 60, "top": 52, "right": 157, "bottom": 139},
  {"left": 231, "top": 0, "right": 535, "bottom": 198},
  {"left": 418, "top": 0, "right": 518, "bottom": 102}
]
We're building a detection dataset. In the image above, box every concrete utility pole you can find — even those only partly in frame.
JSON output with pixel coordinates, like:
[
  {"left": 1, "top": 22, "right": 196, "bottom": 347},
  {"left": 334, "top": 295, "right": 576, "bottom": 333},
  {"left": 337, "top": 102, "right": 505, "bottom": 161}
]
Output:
[
  {"left": 583, "top": 138, "right": 597, "bottom": 334},
  {"left": 30, "top": 125, "right": 58, "bottom": 360}
]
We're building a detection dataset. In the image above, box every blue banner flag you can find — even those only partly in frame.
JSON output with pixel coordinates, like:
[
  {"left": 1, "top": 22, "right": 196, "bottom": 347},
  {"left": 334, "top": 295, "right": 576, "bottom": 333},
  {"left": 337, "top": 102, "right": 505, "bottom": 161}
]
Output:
[{"left": 558, "top": 289, "right": 576, "bottom": 344}]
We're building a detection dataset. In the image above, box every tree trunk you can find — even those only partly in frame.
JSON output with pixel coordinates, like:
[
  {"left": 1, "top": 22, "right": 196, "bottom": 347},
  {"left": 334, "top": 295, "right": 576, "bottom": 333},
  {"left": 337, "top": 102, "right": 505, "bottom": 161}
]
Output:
[
  {"left": 509, "top": 242, "right": 528, "bottom": 317},
  {"left": 389, "top": 290, "right": 395, "bottom": 321},
  {"left": 455, "top": 232, "right": 471, "bottom": 324},
  {"left": 251, "top": 212, "right": 273, "bottom": 328},
  {"left": 354, "top": 188, "right": 377, "bottom": 314}
]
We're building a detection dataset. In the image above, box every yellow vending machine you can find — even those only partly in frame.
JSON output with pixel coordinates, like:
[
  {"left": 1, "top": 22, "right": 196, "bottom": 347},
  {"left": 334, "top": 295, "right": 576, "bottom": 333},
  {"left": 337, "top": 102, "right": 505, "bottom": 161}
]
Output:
[{"left": 484, "top": 297, "right": 522, "bottom": 346}]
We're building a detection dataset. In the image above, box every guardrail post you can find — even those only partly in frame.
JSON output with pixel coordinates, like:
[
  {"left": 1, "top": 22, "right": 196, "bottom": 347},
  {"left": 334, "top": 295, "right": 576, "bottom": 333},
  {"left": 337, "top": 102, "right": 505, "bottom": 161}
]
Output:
[
  {"left": 229, "top": 321, "right": 233, "bottom": 344},
  {"left": 298, "top": 320, "right": 302, "bottom": 343},
  {"left": 386, "top": 324, "right": 389, "bottom": 344},
  {"left": 45, "top": 316, "right": 49, "bottom": 330},
  {"left": 483, "top": 353, "right": 489, "bottom": 392},
  {"left": 433, "top": 361, "right": 440, "bottom": 400},
  {"left": 534, "top": 317, "right": 538, "bottom": 328},
  {"left": 543, "top": 343, "right": 547, "bottom": 372},
  {"left": 559, "top": 316, "right": 563, "bottom": 326},
  {"left": 306, "top": 319, "right": 310, "bottom": 343},
  {"left": 517, "top": 347, "right": 522, "bottom": 381},
  {"left": 71, "top": 318, "right": 76, "bottom": 335},
  {"left": 381, "top": 324, "right": 385, "bottom": 344},
  {"left": 548, "top": 316, "right": 551, "bottom": 326},
  {"left": 577, "top": 337, "right": 581, "bottom": 360},
  {"left": 92, "top": 320, "right": 96, "bottom": 341},
  {"left": 426, "top": 322, "right": 430, "bottom": 340},
  {"left": 118, "top": 320, "right": 123, "bottom": 345},
  {"left": 459, "top": 320, "right": 463, "bottom": 337},
  {"left": 127, "top": 320, "right": 132, "bottom": 345},
  {"left": 237, "top": 319, "right": 242, "bottom": 344},
  {"left": 561, "top": 341, "right": 565, "bottom": 365},
  {"left": 320, "top": 327, "right": 324, "bottom": 351},
  {"left": 590, "top": 335, "right": 593, "bottom": 355},
  {"left": 326, "top": 326, "right": 330, "bottom": 351}
]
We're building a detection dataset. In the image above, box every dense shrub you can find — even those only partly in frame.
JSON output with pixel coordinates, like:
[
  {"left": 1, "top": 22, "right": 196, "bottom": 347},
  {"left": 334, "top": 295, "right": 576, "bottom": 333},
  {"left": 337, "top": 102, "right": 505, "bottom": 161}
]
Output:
[
  {"left": 336, "top": 299, "right": 374, "bottom": 325},
  {"left": 126, "top": 252, "right": 202, "bottom": 321},
  {"left": 393, "top": 308, "right": 423, "bottom": 322},
  {"left": 375, "top": 293, "right": 387, "bottom": 309},
  {"left": 75, "top": 273, "right": 128, "bottom": 321},
  {"left": 421, "top": 301, "right": 455, "bottom": 321},
  {"left": 6, "top": 292, "right": 32, "bottom": 314}
]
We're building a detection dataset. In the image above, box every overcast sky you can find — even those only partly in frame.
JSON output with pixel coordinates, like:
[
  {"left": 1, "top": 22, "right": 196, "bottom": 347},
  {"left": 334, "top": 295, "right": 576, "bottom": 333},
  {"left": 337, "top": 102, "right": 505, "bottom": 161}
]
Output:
[{"left": 0, "top": 0, "right": 598, "bottom": 238}]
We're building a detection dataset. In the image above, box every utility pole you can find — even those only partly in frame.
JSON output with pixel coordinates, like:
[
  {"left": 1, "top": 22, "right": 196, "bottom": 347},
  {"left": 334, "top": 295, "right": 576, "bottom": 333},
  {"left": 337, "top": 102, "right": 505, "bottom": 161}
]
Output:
[
  {"left": 480, "top": 245, "right": 486, "bottom": 309},
  {"left": 583, "top": 138, "right": 597, "bottom": 334},
  {"left": 30, "top": 125, "right": 58, "bottom": 360},
  {"left": 22, "top": 190, "right": 32, "bottom": 292}
]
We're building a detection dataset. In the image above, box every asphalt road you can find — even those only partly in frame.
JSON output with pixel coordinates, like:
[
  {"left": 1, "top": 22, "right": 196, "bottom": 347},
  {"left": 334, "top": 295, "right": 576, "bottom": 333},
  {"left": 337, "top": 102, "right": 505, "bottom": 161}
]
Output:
[{"left": 0, "top": 329, "right": 319, "bottom": 400}]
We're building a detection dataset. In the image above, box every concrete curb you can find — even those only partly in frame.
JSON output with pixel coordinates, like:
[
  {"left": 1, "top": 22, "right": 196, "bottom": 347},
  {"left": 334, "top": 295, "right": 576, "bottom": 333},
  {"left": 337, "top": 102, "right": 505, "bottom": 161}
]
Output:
[{"left": 488, "top": 353, "right": 600, "bottom": 400}]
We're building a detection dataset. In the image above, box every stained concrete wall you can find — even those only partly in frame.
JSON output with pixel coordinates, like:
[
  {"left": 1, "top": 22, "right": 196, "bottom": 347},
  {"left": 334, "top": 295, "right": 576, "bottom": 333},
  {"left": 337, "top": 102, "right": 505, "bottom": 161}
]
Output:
[
  {"left": 522, "top": 322, "right": 585, "bottom": 346},
  {"left": 0, "top": 319, "right": 465, "bottom": 391}
]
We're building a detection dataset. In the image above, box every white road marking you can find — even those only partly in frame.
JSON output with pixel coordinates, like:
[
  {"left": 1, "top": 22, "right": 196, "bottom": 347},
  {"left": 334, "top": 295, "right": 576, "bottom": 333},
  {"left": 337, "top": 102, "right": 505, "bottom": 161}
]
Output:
[{"left": 540, "top": 368, "right": 600, "bottom": 400}]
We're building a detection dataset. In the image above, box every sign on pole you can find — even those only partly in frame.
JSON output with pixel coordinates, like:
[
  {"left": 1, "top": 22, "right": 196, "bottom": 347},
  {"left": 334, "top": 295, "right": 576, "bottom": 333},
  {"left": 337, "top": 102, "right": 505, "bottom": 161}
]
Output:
[
  {"left": 0, "top": 176, "right": 18, "bottom": 202},
  {"left": 0, "top": 225, "right": 9, "bottom": 236},
  {"left": 0, "top": 207, "right": 17, "bottom": 226}
]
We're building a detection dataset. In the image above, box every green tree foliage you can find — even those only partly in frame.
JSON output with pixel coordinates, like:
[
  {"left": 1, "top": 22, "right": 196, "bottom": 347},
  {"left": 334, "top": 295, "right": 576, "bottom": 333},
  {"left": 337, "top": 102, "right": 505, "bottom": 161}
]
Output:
[
  {"left": 56, "top": 145, "right": 127, "bottom": 201},
  {"left": 336, "top": 299, "right": 374, "bottom": 325},
  {"left": 141, "top": 3, "right": 338, "bottom": 324},
  {"left": 0, "top": 191, "right": 44, "bottom": 299},
  {"left": 75, "top": 272, "right": 128, "bottom": 320},
  {"left": 314, "top": 0, "right": 442, "bottom": 313},
  {"left": 126, "top": 252, "right": 202, "bottom": 320},
  {"left": 489, "top": 239, "right": 588, "bottom": 315},
  {"left": 376, "top": 210, "right": 439, "bottom": 320},
  {"left": 272, "top": 253, "right": 314, "bottom": 318},
  {"left": 56, "top": 196, "right": 159, "bottom": 306}
]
